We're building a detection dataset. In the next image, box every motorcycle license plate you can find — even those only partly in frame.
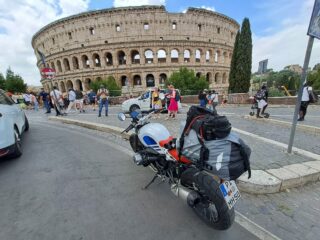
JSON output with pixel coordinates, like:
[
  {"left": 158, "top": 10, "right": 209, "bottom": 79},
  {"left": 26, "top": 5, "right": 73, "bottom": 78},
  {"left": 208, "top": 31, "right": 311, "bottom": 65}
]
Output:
[{"left": 219, "top": 180, "right": 241, "bottom": 210}]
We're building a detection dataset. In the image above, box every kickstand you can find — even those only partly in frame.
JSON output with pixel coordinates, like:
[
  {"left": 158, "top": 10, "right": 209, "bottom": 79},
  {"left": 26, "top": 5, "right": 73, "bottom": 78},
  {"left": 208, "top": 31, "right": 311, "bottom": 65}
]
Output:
[{"left": 142, "top": 174, "right": 158, "bottom": 190}]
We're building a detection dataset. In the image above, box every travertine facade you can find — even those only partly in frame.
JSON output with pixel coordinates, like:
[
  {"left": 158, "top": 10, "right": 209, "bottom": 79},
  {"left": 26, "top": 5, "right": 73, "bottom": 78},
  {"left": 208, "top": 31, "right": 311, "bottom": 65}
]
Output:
[{"left": 32, "top": 5, "right": 239, "bottom": 95}]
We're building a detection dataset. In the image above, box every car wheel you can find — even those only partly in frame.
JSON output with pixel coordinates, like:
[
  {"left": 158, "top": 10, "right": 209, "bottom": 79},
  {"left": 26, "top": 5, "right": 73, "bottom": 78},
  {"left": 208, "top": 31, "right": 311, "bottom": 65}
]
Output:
[
  {"left": 130, "top": 105, "right": 140, "bottom": 113},
  {"left": 11, "top": 127, "right": 22, "bottom": 158},
  {"left": 24, "top": 115, "right": 29, "bottom": 131}
]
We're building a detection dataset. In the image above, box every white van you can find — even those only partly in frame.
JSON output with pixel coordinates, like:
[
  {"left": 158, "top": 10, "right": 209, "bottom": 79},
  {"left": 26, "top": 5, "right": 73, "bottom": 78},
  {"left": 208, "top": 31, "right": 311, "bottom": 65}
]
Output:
[{"left": 121, "top": 89, "right": 181, "bottom": 112}]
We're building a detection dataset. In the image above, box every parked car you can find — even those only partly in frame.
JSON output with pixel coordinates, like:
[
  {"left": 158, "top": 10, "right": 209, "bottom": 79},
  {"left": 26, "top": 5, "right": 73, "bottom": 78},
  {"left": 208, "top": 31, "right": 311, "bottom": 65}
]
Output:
[
  {"left": 0, "top": 89, "right": 29, "bottom": 158},
  {"left": 122, "top": 89, "right": 182, "bottom": 113}
]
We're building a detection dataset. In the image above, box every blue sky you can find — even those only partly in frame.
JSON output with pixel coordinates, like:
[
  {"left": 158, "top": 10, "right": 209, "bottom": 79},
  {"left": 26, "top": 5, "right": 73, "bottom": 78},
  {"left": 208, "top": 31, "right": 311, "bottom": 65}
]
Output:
[{"left": 0, "top": 0, "right": 319, "bottom": 85}]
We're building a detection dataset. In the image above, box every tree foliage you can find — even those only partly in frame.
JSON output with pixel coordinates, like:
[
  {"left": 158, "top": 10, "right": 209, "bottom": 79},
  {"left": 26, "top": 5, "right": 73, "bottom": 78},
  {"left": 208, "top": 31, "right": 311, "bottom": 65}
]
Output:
[
  {"left": 0, "top": 73, "right": 5, "bottom": 90},
  {"left": 229, "top": 18, "right": 252, "bottom": 93},
  {"left": 89, "top": 76, "right": 122, "bottom": 96},
  {"left": 2, "top": 68, "right": 27, "bottom": 93},
  {"left": 308, "top": 69, "right": 320, "bottom": 90},
  {"left": 166, "top": 67, "right": 209, "bottom": 95}
]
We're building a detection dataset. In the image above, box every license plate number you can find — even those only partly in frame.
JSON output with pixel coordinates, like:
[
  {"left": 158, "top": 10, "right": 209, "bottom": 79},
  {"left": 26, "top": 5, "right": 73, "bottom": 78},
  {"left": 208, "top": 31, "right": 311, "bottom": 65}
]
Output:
[{"left": 219, "top": 180, "right": 241, "bottom": 210}]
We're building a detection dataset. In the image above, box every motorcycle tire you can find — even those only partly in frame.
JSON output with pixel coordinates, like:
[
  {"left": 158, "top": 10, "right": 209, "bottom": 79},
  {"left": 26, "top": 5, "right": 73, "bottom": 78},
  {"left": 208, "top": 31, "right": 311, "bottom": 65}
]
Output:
[{"left": 181, "top": 168, "right": 235, "bottom": 230}]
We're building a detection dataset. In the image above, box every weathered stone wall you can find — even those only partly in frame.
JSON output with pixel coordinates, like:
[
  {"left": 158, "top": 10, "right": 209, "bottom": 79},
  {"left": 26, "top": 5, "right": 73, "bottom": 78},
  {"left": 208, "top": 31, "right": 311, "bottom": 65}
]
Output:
[{"left": 32, "top": 6, "right": 239, "bottom": 95}]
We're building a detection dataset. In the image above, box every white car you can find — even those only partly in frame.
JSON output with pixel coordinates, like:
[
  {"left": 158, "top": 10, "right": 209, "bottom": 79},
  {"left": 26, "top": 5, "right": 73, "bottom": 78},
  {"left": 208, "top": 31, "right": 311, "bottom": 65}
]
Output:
[
  {"left": 0, "top": 89, "right": 29, "bottom": 158},
  {"left": 122, "top": 89, "right": 182, "bottom": 112}
]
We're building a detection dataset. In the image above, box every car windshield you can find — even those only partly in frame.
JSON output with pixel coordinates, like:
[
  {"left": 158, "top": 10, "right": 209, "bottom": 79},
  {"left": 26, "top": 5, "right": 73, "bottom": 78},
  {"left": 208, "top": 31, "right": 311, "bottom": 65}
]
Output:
[{"left": 141, "top": 92, "right": 150, "bottom": 99}]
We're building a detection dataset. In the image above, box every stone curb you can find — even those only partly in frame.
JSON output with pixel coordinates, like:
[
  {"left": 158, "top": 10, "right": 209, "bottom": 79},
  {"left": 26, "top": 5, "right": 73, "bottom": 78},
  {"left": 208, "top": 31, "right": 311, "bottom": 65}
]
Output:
[
  {"left": 243, "top": 115, "right": 320, "bottom": 136},
  {"left": 49, "top": 116, "right": 320, "bottom": 194}
]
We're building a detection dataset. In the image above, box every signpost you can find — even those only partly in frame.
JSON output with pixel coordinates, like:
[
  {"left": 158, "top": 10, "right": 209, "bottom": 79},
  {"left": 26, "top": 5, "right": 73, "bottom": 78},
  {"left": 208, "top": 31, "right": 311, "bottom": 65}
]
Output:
[{"left": 288, "top": 0, "right": 320, "bottom": 153}]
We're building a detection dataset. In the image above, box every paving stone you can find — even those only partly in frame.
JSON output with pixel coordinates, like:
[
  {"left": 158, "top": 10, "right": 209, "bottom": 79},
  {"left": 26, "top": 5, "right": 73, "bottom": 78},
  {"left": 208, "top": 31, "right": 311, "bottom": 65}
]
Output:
[
  {"left": 236, "top": 170, "right": 281, "bottom": 194},
  {"left": 266, "top": 168, "right": 301, "bottom": 190},
  {"left": 283, "top": 163, "right": 320, "bottom": 185},
  {"left": 302, "top": 161, "right": 320, "bottom": 180}
]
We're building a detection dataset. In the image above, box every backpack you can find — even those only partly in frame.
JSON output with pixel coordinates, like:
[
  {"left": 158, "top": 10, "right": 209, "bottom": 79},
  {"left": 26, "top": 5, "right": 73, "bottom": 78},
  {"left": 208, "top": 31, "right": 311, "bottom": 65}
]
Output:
[
  {"left": 308, "top": 88, "right": 319, "bottom": 103},
  {"left": 255, "top": 89, "right": 266, "bottom": 100},
  {"left": 178, "top": 106, "right": 251, "bottom": 180},
  {"left": 175, "top": 91, "right": 180, "bottom": 102}
]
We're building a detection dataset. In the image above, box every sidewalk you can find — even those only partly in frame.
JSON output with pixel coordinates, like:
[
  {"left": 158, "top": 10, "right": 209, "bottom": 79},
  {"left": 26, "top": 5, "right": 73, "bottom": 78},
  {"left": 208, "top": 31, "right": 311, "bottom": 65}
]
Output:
[{"left": 48, "top": 107, "right": 320, "bottom": 194}]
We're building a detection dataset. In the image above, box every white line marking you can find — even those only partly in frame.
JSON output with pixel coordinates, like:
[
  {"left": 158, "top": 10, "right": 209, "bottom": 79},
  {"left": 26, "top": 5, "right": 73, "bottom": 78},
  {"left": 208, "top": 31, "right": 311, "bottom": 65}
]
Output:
[{"left": 235, "top": 211, "right": 282, "bottom": 240}]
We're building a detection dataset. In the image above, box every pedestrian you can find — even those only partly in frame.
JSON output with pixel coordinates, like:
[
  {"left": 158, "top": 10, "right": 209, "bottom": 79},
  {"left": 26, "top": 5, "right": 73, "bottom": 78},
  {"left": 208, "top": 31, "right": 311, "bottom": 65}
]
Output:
[
  {"left": 298, "top": 83, "right": 312, "bottom": 121},
  {"left": 66, "top": 88, "right": 77, "bottom": 113},
  {"left": 166, "top": 84, "right": 178, "bottom": 120},
  {"left": 23, "top": 92, "right": 32, "bottom": 110},
  {"left": 221, "top": 94, "right": 228, "bottom": 107},
  {"left": 212, "top": 90, "right": 219, "bottom": 112},
  {"left": 97, "top": 85, "right": 109, "bottom": 117},
  {"left": 255, "top": 85, "right": 268, "bottom": 118},
  {"left": 39, "top": 88, "right": 51, "bottom": 113},
  {"left": 75, "top": 89, "right": 85, "bottom": 113},
  {"left": 152, "top": 87, "right": 162, "bottom": 118},
  {"left": 198, "top": 89, "right": 207, "bottom": 107},
  {"left": 206, "top": 90, "right": 213, "bottom": 110},
  {"left": 31, "top": 93, "right": 39, "bottom": 111},
  {"left": 50, "top": 86, "right": 65, "bottom": 116},
  {"left": 88, "top": 89, "right": 97, "bottom": 111}
]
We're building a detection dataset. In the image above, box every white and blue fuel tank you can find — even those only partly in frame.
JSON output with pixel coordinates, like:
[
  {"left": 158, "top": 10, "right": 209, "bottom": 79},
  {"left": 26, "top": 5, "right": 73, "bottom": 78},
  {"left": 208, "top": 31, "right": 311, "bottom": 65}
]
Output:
[{"left": 138, "top": 123, "right": 171, "bottom": 152}]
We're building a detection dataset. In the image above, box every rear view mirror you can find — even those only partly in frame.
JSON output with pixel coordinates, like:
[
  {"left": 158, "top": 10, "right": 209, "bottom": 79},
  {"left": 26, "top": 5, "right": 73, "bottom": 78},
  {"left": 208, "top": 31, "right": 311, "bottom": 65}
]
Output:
[{"left": 118, "top": 112, "right": 126, "bottom": 121}]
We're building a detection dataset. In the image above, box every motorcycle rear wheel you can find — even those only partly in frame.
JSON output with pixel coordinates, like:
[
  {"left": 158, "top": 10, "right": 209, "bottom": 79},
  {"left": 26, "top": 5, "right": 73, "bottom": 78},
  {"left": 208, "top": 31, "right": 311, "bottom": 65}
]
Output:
[{"left": 181, "top": 168, "right": 235, "bottom": 230}]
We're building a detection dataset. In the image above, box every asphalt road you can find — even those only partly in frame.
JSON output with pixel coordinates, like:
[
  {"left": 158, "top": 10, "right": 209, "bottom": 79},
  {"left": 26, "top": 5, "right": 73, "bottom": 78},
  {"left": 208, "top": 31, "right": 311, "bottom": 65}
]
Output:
[{"left": 0, "top": 116, "right": 259, "bottom": 240}]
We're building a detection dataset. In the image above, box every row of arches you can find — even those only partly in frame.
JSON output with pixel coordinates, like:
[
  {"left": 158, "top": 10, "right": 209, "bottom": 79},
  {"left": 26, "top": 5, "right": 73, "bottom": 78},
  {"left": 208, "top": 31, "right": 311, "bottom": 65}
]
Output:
[
  {"left": 46, "top": 48, "right": 232, "bottom": 73},
  {"left": 45, "top": 71, "right": 229, "bottom": 94}
]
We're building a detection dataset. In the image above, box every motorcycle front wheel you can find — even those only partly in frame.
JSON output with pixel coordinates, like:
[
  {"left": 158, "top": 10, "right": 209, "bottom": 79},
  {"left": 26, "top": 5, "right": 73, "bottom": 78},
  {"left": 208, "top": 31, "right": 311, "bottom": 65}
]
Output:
[{"left": 181, "top": 168, "right": 235, "bottom": 230}]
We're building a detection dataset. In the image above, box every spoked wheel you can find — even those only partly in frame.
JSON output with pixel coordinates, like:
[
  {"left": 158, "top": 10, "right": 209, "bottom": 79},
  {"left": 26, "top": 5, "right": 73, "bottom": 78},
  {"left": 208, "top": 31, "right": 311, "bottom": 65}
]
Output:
[{"left": 181, "top": 168, "right": 235, "bottom": 230}]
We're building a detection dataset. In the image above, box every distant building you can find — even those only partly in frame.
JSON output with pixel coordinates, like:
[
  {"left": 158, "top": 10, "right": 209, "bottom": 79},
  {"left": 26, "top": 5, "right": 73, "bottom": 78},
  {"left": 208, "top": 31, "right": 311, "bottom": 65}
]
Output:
[
  {"left": 258, "top": 59, "right": 268, "bottom": 74},
  {"left": 284, "top": 64, "right": 303, "bottom": 74}
]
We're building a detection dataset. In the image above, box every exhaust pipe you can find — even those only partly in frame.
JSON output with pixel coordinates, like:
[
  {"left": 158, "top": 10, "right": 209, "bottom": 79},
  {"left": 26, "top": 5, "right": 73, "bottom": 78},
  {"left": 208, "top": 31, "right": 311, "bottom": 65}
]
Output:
[{"left": 171, "top": 184, "right": 201, "bottom": 207}]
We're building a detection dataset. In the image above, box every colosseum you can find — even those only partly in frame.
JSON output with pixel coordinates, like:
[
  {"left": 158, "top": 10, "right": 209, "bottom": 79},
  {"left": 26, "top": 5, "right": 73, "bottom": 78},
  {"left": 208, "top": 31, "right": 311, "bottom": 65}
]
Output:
[{"left": 32, "top": 5, "right": 239, "bottom": 96}]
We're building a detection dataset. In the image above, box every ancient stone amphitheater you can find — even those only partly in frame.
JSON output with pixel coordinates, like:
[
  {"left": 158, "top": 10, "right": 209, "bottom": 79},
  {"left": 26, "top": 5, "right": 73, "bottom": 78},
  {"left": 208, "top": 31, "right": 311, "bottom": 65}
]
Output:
[{"left": 32, "top": 5, "right": 239, "bottom": 95}]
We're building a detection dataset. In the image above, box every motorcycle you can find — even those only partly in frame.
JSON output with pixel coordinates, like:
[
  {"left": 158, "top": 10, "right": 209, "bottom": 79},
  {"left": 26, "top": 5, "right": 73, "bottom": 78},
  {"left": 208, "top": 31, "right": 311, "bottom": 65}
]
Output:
[{"left": 118, "top": 110, "right": 241, "bottom": 230}]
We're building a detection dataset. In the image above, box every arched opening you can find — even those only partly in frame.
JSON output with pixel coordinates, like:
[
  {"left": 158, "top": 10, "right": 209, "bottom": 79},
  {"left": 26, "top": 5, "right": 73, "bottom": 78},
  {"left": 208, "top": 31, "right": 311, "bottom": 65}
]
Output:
[
  {"left": 81, "top": 55, "right": 90, "bottom": 69},
  {"left": 195, "top": 49, "right": 201, "bottom": 63},
  {"left": 206, "top": 50, "right": 211, "bottom": 63},
  {"left": 131, "top": 50, "right": 140, "bottom": 64},
  {"left": 54, "top": 82, "right": 59, "bottom": 89},
  {"left": 72, "top": 56, "right": 79, "bottom": 69},
  {"left": 66, "top": 80, "right": 73, "bottom": 90},
  {"left": 184, "top": 50, "right": 190, "bottom": 63},
  {"left": 57, "top": 60, "right": 62, "bottom": 72},
  {"left": 159, "top": 73, "right": 167, "bottom": 86},
  {"left": 222, "top": 73, "right": 227, "bottom": 84},
  {"left": 157, "top": 49, "right": 166, "bottom": 63},
  {"left": 196, "top": 72, "right": 201, "bottom": 78},
  {"left": 63, "top": 58, "right": 70, "bottom": 71},
  {"left": 206, "top": 72, "right": 212, "bottom": 82},
  {"left": 75, "top": 79, "right": 83, "bottom": 91},
  {"left": 223, "top": 52, "right": 228, "bottom": 64},
  {"left": 171, "top": 49, "right": 179, "bottom": 63},
  {"left": 146, "top": 74, "right": 155, "bottom": 87},
  {"left": 121, "top": 75, "right": 128, "bottom": 87},
  {"left": 85, "top": 78, "right": 92, "bottom": 91},
  {"left": 215, "top": 73, "right": 221, "bottom": 84},
  {"left": 144, "top": 50, "right": 154, "bottom": 64},
  {"left": 93, "top": 53, "right": 101, "bottom": 67},
  {"left": 118, "top": 51, "right": 126, "bottom": 65},
  {"left": 133, "top": 75, "right": 141, "bottom": 86},
  {"left": 105, "top": 52, "right": 113, "bottom": 66},
  {"left": 60, "top": 81, "right": 66, "bottom": 93},
  {"left": 50, "top": 62, "right": 55, "bottom": 70},
  {"left": 215, "top": 50, "right": 220, "bottom": 63}
]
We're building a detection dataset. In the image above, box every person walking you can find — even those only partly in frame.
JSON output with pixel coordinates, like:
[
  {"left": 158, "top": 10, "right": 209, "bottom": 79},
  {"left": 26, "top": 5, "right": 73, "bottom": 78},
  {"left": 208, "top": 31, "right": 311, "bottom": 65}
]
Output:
[
  {"left": 152, "top": 87, "right": 162, "bottom": 118},
  {"left": 31, "top": 93, "right": 39, "bottom": 111},
  {"left": 50, "top": 86, "right": 65, "bottom": 116},
  {"left": 255, "top": 85, "right": 268, "bottom": 118},
  {"left": 66, "top": 88, "right": 76, "bottom": 113},
  {"left": 23, "top": 92, "right": 32, "bottom": 110},
  {"left": 97, "top": 85, "right": 109, "bottom": 117},
  {"left": 166, "top": 85, "right": 178, "bottom": 120},
  {"left": 75, "top": 89, "right": 85, "bottom": 113},
  {"left": 212, "top": 90, "right": 219, "bottom": 113},
  {"left": 298, "top": 83, "right": 312, "bottom": 121},
  {"left": 88, "top": 89, "right": 97, "bottom": 111},
  {"left": 39, "top": 88, "right": 51, "bottom": 113},
  {"left": 206, "top": 90, "right": 213, "bottom": 110}
]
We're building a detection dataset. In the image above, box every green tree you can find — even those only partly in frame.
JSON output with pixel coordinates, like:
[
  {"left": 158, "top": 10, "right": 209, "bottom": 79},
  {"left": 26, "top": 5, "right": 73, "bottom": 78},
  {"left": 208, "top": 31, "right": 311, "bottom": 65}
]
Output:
[
  {"left": 228, "top": 31, "right": 240, "bottom": 93},
  {"left": 235, "top": 18, "right": 252, "bottom": 93},
  {"left": 166, "top": 67, "right": 209, "bottom": 95},
  {"left": 308, "top": 69, "right": 320, "bottom": 90},
  {"left": 5, "top": 68, "right": 27, "bottom": 93},
  {"left": 0, "top": 73, "right": 5, "bottom": 90},
  {"left": 90, "top": 76, "right": 121, "bottom": 96}
]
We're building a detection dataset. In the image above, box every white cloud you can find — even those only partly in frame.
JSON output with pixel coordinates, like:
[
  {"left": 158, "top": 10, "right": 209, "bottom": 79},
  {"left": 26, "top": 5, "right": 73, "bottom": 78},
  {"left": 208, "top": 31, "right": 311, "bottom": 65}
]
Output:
[
  {"left": 0, "top": 0, "right": 90, "bottom": 86},
  {"left": 252, "top": 0, "right": 320, "bottom": 72},
  {"left": 113, "top": 0, "right": 165, "bottom": 8},
  {"left": 199, "top": 6, "right": 215, "bottom": 12}
]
